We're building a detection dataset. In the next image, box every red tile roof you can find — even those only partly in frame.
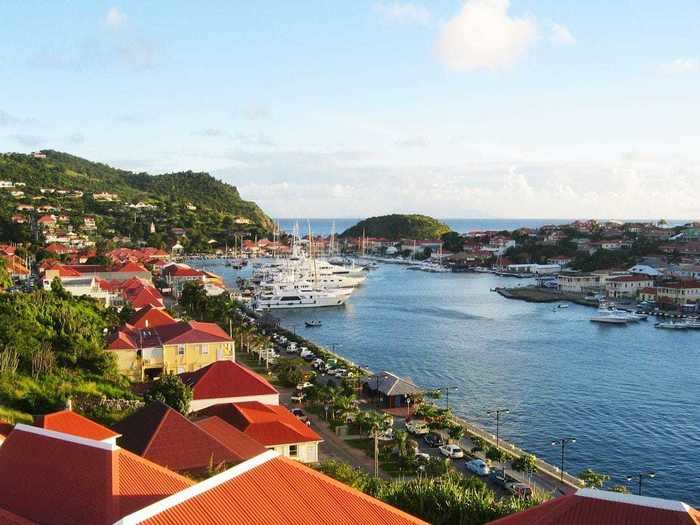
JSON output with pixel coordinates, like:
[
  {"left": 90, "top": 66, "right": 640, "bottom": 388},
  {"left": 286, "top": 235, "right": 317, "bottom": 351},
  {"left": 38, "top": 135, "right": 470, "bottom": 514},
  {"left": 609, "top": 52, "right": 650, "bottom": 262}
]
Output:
[
  {"left": 179, "top": 360, "right": 278, "bottom": 400},
  {"left": 118, "top": 261, "right": 149, "bottom": 273},
  {"left": 129, "top": 305, "right": 175, "bottom": 328},
  {"left": 157, "top": 321, "right": 232, "bottom": 345},
  {"left": 0, "top": 424, "right": 192, "bottom": 525},
  {"left": 197, "top": 401, "right": 321, "bottom": 446},
  {"left": 33, "top": 410, "right": 120, "bottom": 441},
  {"left": 135, "top": 454, "right": 428, "bottom": 525},
  {"left": 113, "top": 402, "right": 251, "bottom": 473},
  {"left": 162, "top": 263, "right": 206, "bottom": 277},
  {"left": 0, "top": 508, "right": 37, "bottom": 525},
  {"left": 487, "top": 489, "right": 700, "bottom": 525},
  {"left": 194, "top": 416, "right": 267, "bottom": 461}
]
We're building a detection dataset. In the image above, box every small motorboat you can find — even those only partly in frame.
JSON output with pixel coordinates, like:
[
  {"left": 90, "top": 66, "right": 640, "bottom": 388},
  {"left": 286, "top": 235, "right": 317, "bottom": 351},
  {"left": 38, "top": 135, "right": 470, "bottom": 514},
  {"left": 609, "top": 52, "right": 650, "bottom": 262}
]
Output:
[
  {"left": 655, "top": 321, "right": 690, "bottom": 330},
  {"left": 305, "top": 320, "right": 322, "bottom": 328},
  {"left": 557, "top": 304, "right": 569, "bottom": 309}
]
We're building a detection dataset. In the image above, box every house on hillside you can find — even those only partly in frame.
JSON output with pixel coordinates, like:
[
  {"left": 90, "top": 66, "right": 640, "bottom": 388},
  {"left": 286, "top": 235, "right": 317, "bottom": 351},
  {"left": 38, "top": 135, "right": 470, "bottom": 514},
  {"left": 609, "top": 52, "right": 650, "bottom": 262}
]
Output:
[
  {"left": 178, "top": 360, "right": 280, "bottom": 411},
  {"left": 113, "top": 402, "right": 265, "bottom": 475},
  {"left": 106, "top": 320, "right": 235, "bottom": 380},
  {"left": 195, "top": 401, "right": 322, "bottom": 463}
]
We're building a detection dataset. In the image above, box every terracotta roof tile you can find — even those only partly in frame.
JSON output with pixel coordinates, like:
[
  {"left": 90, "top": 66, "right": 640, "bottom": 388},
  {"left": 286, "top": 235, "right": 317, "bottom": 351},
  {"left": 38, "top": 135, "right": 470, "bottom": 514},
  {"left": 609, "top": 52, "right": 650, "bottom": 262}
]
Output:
[
  {"left": 179, "top": 360, "right": 278, "bottom": 400},
  {"left": 137, "top": 455, "right": 428, "bottom": 525},
  {"left": 129, "top": 305, "right": 175, "bottom": 329},
  {"left": 487, "top": 489, "right": 699, "bottom": 525},
  {"left": 0, "top": 425, "right": 192, "bottom": 525},
  {"left": 194, "top": 416, "right": 267, "bottom": 461},
  {"left": 197, "top": 401, "right": 321, "bottom": 446},
  {"left": 113, "top": 402, "right": 249, "bottom": 473},
  {"left": 33, "top": 410, "right": 120, "bottom": 441}
]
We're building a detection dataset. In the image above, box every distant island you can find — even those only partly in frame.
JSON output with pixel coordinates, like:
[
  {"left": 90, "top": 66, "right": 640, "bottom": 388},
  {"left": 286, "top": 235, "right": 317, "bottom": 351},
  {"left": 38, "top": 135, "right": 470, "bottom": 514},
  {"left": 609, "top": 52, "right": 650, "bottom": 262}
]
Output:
[{"left": 340, "top": 214, "right": 451, "bottom": 240}]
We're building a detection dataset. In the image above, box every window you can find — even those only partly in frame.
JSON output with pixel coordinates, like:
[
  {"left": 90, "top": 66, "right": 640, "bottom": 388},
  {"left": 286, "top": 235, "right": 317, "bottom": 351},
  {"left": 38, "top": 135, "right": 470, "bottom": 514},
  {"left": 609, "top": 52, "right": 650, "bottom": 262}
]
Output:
[
  {"left": 289, "top": 445, "right": 298, "bottom": 457},
  {"left": 201, "top": 344, "right": 209, "bottom": 355},
  {"left": 177, "top": 344, "right": 185, "bottom": 356}
]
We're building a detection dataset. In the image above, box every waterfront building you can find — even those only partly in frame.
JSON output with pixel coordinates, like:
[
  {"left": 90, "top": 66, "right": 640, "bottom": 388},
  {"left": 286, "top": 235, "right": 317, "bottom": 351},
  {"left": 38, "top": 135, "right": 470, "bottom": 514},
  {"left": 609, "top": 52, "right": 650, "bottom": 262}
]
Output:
[
  {"left": 487, "top": 488, "right": 699, "bottom": 525},
  {"left": 106, "top": 320, "right": 235, "bottom": 380},
  {"left": 507, "top": 263, "right": 561, "bottom": 275},
  {"left": 178, "top": 360, "right": 280, "bottom": 411},
  {"left": 195, "top": 401, "right": 322, "bottom": 463},
  {"left": 639, "top": 287, "right": 658, "bottom": 303},
  {"left": 656, "top": 280, "right": 700, "bottom": 306},
  {"left": 362, "top": 371, "right": 423, "bottom": 409},
  {"left": 557, "top": 272, "right": 603, "bottom": 294},
  {"left": 605, "top": 274, "right": 654, "bottom": 299},
  {"left": 113, "top": 401, "right": 265, "bottom": 475}
]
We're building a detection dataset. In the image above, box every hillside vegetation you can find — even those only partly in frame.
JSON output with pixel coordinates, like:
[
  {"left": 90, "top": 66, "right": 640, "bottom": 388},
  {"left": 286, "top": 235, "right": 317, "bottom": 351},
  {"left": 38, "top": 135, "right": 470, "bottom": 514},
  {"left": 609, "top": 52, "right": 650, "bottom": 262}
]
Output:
[
  {"left": 0, "top": 150, "right": 273, "bottom": 249},
  {"left": 341, "top": 214, "right": 450, "bottom": 240}
]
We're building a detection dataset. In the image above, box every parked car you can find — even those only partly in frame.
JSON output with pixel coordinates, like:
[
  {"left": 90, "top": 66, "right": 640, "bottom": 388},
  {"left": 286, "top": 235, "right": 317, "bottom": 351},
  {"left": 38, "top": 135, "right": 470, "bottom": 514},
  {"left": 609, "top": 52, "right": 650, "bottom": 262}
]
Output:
[
  {"left": 424, "top": 432, "right": 445, "bottom": 447},
  {"left": 439, "top": 444, "right": 464, "bottom": 459},
  {"left": 466, "top": 459, "right": 490, "bottom": 476},
  {"left": 296, "top": 382, "right": 314, "bottom": 390},
  {"left": 378, "top": 428, "right": 394, "bottom": 441},
  {"left": 414, "top": 451, "right": 431, "bottom": 462},
  {"left": 490, "top": 470, "right": 517, "bottom": 489},
  {"left": 508, "top": 482, "right": 533, "bottom": 498},
  {"left": 405, "top": 420, "right": 429, "bottom": 436}
]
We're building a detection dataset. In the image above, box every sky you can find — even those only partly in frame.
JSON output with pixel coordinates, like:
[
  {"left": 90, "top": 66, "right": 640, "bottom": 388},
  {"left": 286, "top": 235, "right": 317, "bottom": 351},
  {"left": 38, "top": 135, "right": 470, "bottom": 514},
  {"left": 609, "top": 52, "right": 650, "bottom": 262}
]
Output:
[{"left": 1, "top": 1, "right": 700, "bottom": 220}]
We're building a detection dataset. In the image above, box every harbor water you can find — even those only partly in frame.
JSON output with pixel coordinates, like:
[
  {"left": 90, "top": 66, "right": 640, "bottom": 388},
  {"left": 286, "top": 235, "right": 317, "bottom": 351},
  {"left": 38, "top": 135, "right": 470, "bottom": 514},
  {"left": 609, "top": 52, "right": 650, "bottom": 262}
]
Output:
[{"left": 207, "top": 262, "right": 700, "bottom": 504}]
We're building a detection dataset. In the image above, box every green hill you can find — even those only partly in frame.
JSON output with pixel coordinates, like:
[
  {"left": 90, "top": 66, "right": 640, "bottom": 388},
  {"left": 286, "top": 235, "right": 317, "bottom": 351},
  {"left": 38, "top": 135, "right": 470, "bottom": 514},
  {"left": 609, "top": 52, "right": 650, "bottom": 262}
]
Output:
[
  {"left": 341, "top": 214, "right": 450, "bottom": 240},
  {"left": 0, "top": 150, "right": 273, "bottom": 250}
]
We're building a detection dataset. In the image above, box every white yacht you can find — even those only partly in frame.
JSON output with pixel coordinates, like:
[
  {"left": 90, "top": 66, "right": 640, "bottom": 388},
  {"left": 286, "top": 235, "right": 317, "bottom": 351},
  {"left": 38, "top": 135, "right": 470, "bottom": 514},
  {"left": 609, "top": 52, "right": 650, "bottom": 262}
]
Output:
[{"left": 254, "top": 287, "right": 348, "bottom": 309}]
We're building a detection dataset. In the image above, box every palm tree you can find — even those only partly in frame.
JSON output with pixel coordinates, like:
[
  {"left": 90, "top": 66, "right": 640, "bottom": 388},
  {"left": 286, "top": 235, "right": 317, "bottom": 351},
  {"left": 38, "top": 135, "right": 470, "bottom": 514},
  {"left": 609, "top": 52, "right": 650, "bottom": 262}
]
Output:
[
  {"left": 394, "top": 429, "right": 410, "bottom": 458},
  {"left": 448, "top": 424, "right": 465, "bottom": 444},
  {"left": 363, "top": 410, "right": 392, "bottom": 477}
]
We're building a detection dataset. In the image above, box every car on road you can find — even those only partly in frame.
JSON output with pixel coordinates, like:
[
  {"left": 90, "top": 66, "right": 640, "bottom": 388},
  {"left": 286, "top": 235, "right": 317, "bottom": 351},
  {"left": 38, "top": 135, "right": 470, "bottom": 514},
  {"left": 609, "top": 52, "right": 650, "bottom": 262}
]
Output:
[
  {"left": 490, "top": 470, "right": 518, "bottom": 489},
  {"left": 466, "top": 459, "right": 490, "bottom": 476},
  {"left": 291, "top": 408, "right": 311, "bottom": 426},
  {"left": 296, "top": 382, "right": 314, "bottom": 390},
  {"left": 414, "top": 452, "right": 431, "bottom": 462},
  {"left": 424, "top": 432, "right": 445, "bottom": 448},
  {"left": 405, "top": 420, "right": 429, "bottom": 436},
  {"left": 508, "top": 483, "right": 533, "bottom": 498},
  {"left": 439, "top": 444, "right": 464, "bottom": 459}
]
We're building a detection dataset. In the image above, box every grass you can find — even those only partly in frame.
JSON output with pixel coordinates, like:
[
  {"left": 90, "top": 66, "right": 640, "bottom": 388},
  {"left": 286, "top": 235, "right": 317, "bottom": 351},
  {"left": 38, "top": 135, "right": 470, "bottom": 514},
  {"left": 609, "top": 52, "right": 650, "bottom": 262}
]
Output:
[{"left": 0, "top": 405, "right": 32, "bottom": 424}]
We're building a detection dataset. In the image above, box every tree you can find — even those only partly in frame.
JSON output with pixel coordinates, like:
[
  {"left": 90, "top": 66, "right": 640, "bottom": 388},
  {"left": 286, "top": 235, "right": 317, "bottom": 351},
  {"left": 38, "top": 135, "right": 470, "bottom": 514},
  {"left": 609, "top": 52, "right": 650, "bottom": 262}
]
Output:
[
  {"left": 0, "top": 259, "right": 11, "bottom": 290},
  {"left": 275, "top": 359, "right": 305, "bottom": 387},
  {"left": 512, "top": 454, "right": 537, "bottom": 475},
  {"left": 359, "top": 410, "right": 392, "bottom": 477},
  {"left": 448, "top": 424, "right": 465, "bottom": 444},
  {"left": 393, "top": 429, "right": 410, "bottom": 458},
  {"left": 578, "top": 468, "right": 610, "bottom": 489},
  {"left": 470, "top": 436, "right": 485, "bottom": 452},
  {"left": 144, "top": 373, "right": 193, "bottom": 414},
  {"left": 180, "top": 281, "right": 209, "bottom": 319},
  {"left": 440, "top": 231, "right": 464, "bottom": 253}
]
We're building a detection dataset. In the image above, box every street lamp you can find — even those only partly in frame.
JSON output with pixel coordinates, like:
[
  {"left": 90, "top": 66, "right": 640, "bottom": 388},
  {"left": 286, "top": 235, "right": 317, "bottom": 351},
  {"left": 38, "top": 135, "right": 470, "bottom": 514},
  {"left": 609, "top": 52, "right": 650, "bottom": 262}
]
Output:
[
  {"left": 551, "top": 437, "right": 576, "bottom": 483},
  {"left": 627, "top": 472, "right": 656, "bottom": 496},
  {"left": 433, "top": 386, "right": 458, "bottom": 411},
  {"left": 487, "top": 408, "right": 510, "bottom": 450}
]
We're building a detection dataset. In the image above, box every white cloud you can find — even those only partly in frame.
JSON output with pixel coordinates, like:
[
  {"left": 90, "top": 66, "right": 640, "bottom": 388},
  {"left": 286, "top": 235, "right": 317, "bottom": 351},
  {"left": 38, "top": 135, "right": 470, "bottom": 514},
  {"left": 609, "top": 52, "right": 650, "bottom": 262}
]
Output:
[
  {"left": 436, "top": 0, "right": 537, "bottom": 72},
  {"left": 395, "top": 137, "right": 428, "bottom": 148},
  {"left": 105, "top": 7, "right": 127, "bottom": 28},
  {"left": 373, "top": 2, "right": 432, "bottom": 25},
  {"left": 661, "top": 58, "right": 700, "bottom": 75},
  {"left": 550, "top": 22, "right": 575, "bottom": 45}
]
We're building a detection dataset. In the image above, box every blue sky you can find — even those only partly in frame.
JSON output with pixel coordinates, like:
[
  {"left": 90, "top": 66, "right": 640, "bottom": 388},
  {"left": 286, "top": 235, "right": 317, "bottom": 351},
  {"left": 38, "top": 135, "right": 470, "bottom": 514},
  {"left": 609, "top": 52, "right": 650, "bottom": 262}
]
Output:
[{"left": 2, "top": 1, "right": 700, "bottom": 219}]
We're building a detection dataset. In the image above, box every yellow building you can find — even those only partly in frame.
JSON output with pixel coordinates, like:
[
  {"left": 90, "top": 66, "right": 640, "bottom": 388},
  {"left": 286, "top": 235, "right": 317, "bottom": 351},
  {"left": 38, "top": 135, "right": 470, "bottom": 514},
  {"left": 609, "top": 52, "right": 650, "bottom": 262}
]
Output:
[{"left": 107, "top": 320, "right": 235, "bottom": 381}]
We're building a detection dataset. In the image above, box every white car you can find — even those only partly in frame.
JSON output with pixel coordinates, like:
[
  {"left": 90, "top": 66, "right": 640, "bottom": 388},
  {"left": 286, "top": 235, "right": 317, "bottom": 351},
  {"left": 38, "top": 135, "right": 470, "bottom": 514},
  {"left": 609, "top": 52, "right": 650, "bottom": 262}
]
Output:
[
  {"left": 466, "top": 459, "right": 490, "bottom": 476},
  {"left": 296, "top": 382, "right": 314, "bottom": 390},
  {"left": 414, "top": 452, "right": 431, "bottom": 462},
  {"left": 439, "top": 444, "right": 464, "bottom": 459},
  {"left": 405, "top": 420, "right": 429, "bottom": 436}
]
